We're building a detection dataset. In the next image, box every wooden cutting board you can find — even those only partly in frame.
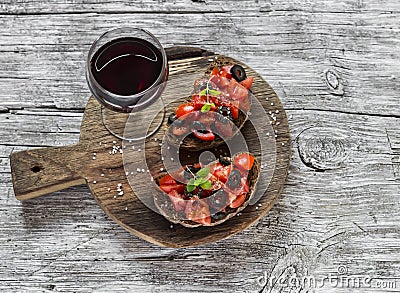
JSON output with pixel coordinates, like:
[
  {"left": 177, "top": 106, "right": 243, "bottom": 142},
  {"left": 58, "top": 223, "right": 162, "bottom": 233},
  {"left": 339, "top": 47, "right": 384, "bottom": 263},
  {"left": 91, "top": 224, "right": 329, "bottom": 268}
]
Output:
[{"left": 10, "top": 47, "right": 291, "bottom": 248}]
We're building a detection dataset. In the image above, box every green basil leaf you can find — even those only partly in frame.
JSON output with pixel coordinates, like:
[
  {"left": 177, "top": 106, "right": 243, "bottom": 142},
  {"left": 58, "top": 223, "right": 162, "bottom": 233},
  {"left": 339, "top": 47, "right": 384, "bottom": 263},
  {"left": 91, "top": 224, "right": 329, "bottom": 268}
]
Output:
[
  {"left": 187, "top": 178, "right": 196, "bottom": 186},
  {"left": 194, "top": 177, "right": 208, "bottom": 185},
  {"left": 187, "top": 184, "right": 196, "bottom": 192},
  {"left": 196, "top": 167, "right": 210, "bottom": 178},
  {"left": 200, "top": 180, "right": 212, "bottom": 190},
  {"left": 199, "top": 89, "right": 207, "bottom": 96},
  {"left": 201, "top": 104, "right": 211, "bottom": 113},
  {"left": 209, "top": 89, "right": 221, "bottom": 96}
]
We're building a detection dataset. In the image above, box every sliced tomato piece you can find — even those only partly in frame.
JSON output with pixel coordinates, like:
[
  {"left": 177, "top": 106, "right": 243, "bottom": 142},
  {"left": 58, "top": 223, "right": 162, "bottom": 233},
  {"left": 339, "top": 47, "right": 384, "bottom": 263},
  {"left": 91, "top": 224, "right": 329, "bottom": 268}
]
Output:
[
  {"left": 228, "top": 79, "right": 249, "bottom": 101},
  {"left": 185, "top": 199, "right": 211, "bottom": 225},
  {"left": 209, "top": 162, "right": 223, "bottom": 174},
  {"left": 160, "top": 184, "right": 185, "bottom": 194},
  {"left": 175, "top": 103, "right": 195, "bottom": 118},
  {"left": 191, "top": 95, "right": 207, "bottom": 110},
  {"left": 192, "top": 129, "right": 215, "bottom": 141},
  {"left": 229, "top": 100, "right": 240, "bottom": 119},
  {"left": 233, "top": 153, "right": 255, "bottom": 171},
  {"left": 214, "top": 165, "right": 232, "bottom": 183},
  {"left": 229, "top": 192, "right": 246, "bottom": 209},
  {"left": 222, "top": 65, "right": 233, "bottom": 73},
  {"left": 168, "top": 190, "right": 186, "bottom": 212},
  {"left": 159, "top": 174, "right": 176, "bottom": 186},
  {"left": 210, "top": 67, "right": 219, "bottom": 76},
  {"left": 240, "top": 77, "right": 254, "bottom": 90},
  {"left": 219, "top": 69, "right": 231, "bottom": 79}
]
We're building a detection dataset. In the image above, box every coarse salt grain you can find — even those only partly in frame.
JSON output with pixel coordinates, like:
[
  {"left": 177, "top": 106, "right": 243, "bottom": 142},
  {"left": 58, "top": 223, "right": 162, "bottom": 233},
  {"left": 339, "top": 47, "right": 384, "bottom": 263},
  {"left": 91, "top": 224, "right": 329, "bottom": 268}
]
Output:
[
  {"left": 271, "top": 103, "right": 274, "bottom": 106},
  {"left": 107, "top": 188, "right": 111, "bottom": 192},
  {"left": 137, "top": 168, "right": 141, "bottom": 172},
  {"left": 171, "top": 158, "right": 174, "bottom": 161},
  {"left": 125, "top": 206, "right": 128, "bottom": 211},
  {"left": 101, "top": 174, "right": 104, "bottom": 177},
  {"left": 119, "top": 191, "right": 124, "bottom": 196},
  {"left": 93, "top": 181, "right": 97, "bottom": 184},
  {"left": 118, "top": 183, "right": 122, "bottom": 187},
  {"left": 160, "top": 168, "right": 164, "bottom": 171},
  {"left": 141, "top": 169, "right": 145, "bottom": 173},
  {"left": 138, "top": 148, "right": 141, "bottom": 152},
  {"left": 170, "top": 225, "right": 174, "bottom": 229},
  {"left": 113, "top": 141, "right": 117, "bottom": 144}
]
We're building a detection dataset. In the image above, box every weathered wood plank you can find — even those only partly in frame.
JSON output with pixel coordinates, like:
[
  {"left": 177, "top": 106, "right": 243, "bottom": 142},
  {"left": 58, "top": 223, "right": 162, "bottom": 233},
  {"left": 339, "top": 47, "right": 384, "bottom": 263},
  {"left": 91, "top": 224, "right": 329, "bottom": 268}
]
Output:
[
  {"left": 0, "top": 11, "right": 399, "bottom": 116},
  {"left": 0, "top": 0, "right": 399, "bottom": 291},
  {"left": 1, "top": 109, "right": 399, "bottom": 291}
]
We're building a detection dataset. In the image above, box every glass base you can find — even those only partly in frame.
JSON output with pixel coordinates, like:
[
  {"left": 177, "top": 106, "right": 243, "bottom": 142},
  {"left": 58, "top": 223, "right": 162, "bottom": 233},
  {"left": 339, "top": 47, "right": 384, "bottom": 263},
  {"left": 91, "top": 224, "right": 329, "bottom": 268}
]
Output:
[{"left": 101, "top": 97, "right": 165, "bottom": 141}]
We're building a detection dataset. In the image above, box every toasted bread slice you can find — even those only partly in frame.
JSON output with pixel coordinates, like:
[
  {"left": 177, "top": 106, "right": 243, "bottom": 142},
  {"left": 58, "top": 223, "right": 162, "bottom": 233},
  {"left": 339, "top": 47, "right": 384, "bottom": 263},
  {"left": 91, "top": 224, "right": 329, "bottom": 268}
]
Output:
[{"left": 153, "top": 153, "right": 260, "bottom": 227}]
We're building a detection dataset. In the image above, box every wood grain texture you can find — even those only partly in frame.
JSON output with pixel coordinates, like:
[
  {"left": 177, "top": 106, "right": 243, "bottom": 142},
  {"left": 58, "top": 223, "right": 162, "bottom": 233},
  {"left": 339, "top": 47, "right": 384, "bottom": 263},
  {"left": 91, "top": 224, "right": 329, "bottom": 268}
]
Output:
[{"left": 0, "top": 0, "right": 399, "bottom": 292}]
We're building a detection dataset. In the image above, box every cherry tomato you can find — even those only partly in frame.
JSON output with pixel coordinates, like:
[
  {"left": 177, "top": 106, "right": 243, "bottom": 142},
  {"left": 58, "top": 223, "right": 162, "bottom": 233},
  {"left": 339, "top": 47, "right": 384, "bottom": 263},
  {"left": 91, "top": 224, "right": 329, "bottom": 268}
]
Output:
[
  {"left": 160, "top": 184, "right": 185, "bottom": 194},
  {"left": 192, "top": 129, "right": 215, "bottom": 141},
  {"left": 175, "top": 103, "right": 195, "bottom": 118},
  {"left": 229, "top": 192, "right": 246, "bottom": 208},
  {"left": 213, "top": 165, "right": 232, "bottom": 183},
  {"left": 233, "top": 153, "right": 255, "bottom": 171},
  {"left": 185, "top": 199, "right": 211, "bottom": 225},
  {"left": 159, "top": 174, "right": 176, "bottom": 186},
  {"left": 240, "top": 77, "right": 254, "bottom": 90},
  {"left": 168, "top": 190, "right": 186, "bottom": 212}
]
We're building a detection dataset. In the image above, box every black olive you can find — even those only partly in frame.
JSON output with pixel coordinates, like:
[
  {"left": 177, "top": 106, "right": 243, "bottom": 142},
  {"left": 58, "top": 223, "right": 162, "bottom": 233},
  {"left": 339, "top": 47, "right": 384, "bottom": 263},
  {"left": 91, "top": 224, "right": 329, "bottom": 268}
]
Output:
[
  {"left": 230, "top": 65, "right": 247, "bottom": 82},
  {"left": 219, "top": 156, "right": 231, "bottom": 166},
  {"left": 227, "top": 169, "right": 241, "bottom": 189},
  {"left": 168, "top": 112, "right": 177, "bottom": 125},
  {"left": 190, "top": 121, "right": 206, "bottom": 131},
  {"left": 216, "top": 106, "right": 232, "bottom": 123},
  {"left": 208, "top": 190, "right": 228, "bottom": 214}
]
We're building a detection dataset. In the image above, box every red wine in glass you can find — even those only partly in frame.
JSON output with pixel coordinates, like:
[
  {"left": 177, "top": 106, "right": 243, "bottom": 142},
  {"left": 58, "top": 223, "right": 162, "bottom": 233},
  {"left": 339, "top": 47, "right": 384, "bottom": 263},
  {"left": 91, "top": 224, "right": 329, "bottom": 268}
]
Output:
[
  {"left": 86, "top": 28, "right": 168, "bottom": 140},
  {"left": 91, "top": 37, "right": 163, "bottom": 98}
]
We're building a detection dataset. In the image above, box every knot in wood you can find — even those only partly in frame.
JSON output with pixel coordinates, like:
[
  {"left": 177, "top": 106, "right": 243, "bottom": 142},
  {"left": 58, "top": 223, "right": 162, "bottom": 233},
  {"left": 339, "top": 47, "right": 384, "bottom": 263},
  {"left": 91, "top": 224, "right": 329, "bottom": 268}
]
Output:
[
  {"left": 297, "top": 128, "right": 349, "bottom": 171},
  {"left": 324, "top": 69, "right": 344, "bottom": 96}
]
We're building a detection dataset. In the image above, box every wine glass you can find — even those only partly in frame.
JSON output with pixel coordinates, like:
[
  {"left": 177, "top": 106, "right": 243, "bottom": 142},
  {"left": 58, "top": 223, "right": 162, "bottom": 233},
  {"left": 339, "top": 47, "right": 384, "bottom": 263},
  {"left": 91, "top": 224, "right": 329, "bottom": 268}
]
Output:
[{"left": 86, "top": 27, "right": 168, "bottom": 140}]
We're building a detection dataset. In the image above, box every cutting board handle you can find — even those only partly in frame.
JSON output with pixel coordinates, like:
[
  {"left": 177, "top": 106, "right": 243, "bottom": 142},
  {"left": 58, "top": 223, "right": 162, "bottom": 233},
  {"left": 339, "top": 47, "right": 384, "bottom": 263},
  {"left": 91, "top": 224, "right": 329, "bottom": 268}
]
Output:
[{"left": 10, "top": 144, "right": 87, "bottom": 201}]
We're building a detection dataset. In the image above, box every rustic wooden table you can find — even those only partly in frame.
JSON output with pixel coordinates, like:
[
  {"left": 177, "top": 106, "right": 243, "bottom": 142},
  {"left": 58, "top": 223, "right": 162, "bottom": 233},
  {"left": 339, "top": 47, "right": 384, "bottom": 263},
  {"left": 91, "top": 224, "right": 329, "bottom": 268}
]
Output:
[{"left": 1, "top": 1, "right": 399, "bottom": 292}]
